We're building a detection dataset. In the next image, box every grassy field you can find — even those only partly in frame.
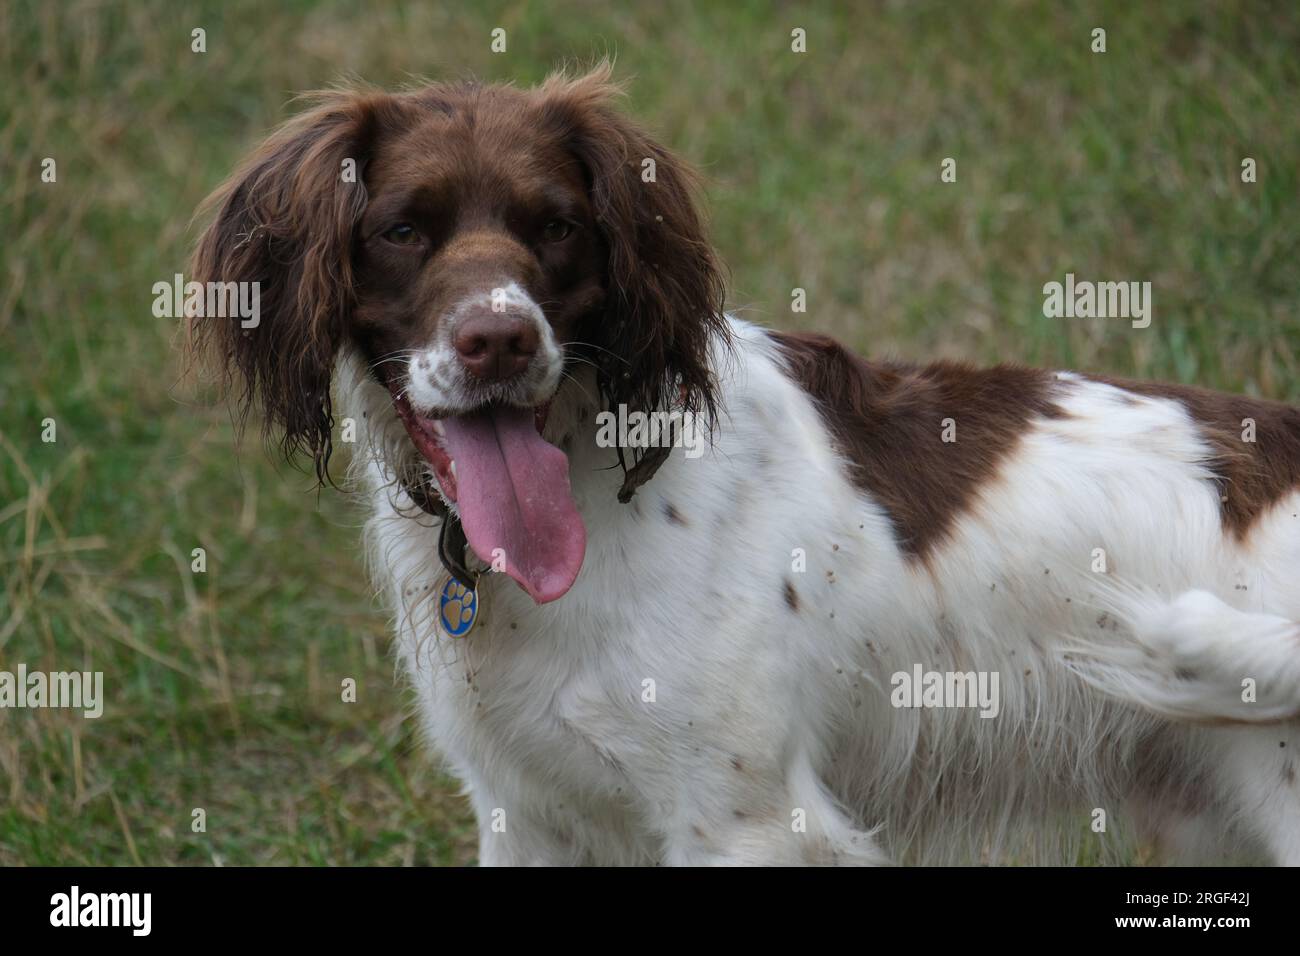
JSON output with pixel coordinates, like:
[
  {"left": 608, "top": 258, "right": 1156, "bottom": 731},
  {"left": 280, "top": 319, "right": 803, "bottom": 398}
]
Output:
[{"left": 1, "top": 0, "right": 1297, "bottom": 865}]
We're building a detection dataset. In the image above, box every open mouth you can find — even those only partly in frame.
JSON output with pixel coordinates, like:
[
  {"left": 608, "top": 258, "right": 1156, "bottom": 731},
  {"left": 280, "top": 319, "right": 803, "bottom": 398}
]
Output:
[{"left": 392, "top": 391, "right": 587, "bottom": 605}]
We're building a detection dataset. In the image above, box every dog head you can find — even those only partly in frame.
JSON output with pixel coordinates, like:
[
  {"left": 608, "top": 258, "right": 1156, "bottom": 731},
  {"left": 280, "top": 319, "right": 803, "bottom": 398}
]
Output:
[{"left": 189, "top": 64, "right": 726, "bottom": 601}]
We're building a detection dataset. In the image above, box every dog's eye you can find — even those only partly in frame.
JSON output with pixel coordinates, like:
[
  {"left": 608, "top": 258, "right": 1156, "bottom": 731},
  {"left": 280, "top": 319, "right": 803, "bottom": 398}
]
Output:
[
  {"left": 383, "top": 223, "right": 420, "bottom": 246},
  {"left": 541, "top": 219, "right": 573, "bottom": 243}
]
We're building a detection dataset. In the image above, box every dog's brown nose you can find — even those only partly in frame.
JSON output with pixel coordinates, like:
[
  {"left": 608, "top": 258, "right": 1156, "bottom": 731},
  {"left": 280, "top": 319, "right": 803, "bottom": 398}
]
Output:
[{"left": 453, "top": 314, "right": 540, "bottom": 382}]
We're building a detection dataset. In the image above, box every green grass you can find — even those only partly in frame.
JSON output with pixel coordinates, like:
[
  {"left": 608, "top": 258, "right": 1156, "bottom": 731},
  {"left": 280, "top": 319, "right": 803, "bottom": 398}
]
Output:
[{"left": 1, "top": 0, "right": 1297, "bottom": 865}]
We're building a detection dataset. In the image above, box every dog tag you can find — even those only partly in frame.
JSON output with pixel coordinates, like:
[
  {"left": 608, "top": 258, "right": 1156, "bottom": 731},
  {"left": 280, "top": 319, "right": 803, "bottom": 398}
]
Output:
[{"left": 438, "top": 576, "right": 478, "bottom": 638}]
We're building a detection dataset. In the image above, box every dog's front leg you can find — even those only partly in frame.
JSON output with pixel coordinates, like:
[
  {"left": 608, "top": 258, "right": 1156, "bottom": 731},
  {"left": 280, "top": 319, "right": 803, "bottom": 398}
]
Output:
[{"left": 469, "top": 795, "right": 575, "bottom": 866}]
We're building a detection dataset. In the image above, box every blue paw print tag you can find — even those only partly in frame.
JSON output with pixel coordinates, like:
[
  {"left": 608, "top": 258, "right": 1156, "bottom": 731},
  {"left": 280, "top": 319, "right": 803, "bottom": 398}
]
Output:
[{"left": 439, "top": 576, "right": 478, "bottom": 638}]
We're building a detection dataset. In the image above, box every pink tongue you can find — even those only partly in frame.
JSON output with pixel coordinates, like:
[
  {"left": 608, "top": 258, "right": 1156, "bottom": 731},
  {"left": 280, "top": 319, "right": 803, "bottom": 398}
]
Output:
[{"left": 440, "top": 406, "right": 586, "bottom": 604}]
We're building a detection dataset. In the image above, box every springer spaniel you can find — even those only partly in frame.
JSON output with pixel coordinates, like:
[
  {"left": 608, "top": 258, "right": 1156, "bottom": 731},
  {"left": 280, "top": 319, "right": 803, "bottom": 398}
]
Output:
[{"left": 190, "top": 65, "right": 1300, "bottom": 865}]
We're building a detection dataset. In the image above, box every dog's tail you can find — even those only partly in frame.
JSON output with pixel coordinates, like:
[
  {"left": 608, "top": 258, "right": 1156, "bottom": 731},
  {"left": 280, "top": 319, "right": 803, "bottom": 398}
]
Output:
[{"left": 1061, "top": 588, "right": 1300, "bottom": 723}]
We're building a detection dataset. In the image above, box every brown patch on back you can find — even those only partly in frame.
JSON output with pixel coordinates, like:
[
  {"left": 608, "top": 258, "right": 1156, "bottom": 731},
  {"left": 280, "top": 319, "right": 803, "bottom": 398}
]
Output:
[
  {"left": 770, "top": 331, "right": 1064, "bottom": 561},
  {"left": 1091, "top": 375, "right": 1300, "bottom": 539}
]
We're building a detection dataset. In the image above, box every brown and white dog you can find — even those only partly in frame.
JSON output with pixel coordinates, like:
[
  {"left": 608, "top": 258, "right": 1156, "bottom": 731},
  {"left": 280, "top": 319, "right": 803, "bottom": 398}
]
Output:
[{"left": 190, "top": 65, "right": 1300, "bottom": 865}]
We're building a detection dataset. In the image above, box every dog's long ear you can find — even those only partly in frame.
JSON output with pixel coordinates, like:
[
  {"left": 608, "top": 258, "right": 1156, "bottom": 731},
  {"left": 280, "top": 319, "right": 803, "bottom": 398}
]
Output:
[
  {"left": 538, "top": 64, "right": 729, "bottom": 434},
  {"left": 188, "top": 92, "right": 376, "bottom": 483}
]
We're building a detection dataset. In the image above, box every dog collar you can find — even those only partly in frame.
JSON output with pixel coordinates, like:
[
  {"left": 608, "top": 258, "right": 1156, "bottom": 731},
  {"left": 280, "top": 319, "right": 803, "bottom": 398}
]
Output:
[
  {"left": 405, "top": 473, "right": 482, "bottom": 638},
  {"left": 405, "top": 472, "right": 479, "bottom": 591}
]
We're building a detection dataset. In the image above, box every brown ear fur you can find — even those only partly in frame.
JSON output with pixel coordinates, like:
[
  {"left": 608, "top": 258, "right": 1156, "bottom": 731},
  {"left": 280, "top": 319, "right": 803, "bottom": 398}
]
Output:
[
  {"left": 537, "top": 64, "right": 730, "bottom": 442},
  {"left": 188, "top": 91, "right": 378, "bottom": 482}
]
